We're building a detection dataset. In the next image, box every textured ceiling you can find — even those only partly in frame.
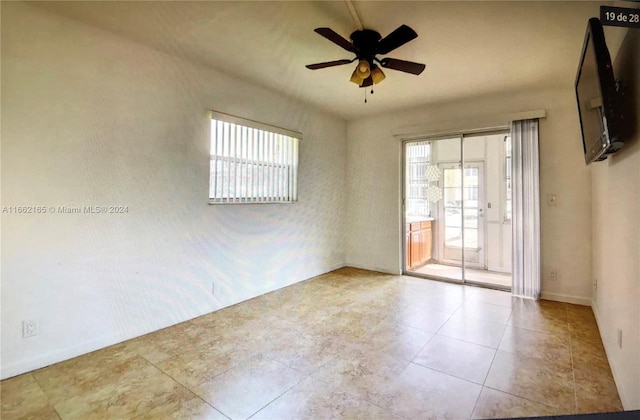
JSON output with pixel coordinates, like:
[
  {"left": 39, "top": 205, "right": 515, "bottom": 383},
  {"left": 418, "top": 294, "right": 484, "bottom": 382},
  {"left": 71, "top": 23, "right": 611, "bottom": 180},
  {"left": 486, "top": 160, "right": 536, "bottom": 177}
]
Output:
[{"left": 35, "top": 1, "right": 609, "bottom": 120}]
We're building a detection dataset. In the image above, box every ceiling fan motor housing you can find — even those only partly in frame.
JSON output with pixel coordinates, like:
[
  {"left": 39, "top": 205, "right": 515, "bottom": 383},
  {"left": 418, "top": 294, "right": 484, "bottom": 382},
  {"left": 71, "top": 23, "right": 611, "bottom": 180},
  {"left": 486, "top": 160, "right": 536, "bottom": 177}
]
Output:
[{"left": 350, "top": 29, "right": 381, "bottom": 64}]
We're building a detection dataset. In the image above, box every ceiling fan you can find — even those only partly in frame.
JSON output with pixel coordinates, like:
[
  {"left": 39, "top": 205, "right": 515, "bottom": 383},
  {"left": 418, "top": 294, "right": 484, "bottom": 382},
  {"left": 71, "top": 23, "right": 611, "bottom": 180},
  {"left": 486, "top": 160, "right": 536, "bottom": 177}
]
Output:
[{"left": 305, "top": 25, "right": 426, "bottom": 88}]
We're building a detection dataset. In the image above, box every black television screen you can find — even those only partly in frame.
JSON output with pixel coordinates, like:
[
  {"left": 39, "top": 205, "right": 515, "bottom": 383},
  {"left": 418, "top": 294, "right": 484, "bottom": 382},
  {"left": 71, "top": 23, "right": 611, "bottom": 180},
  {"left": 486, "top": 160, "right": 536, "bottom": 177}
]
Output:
[{"left": 575, "top": 18, "right": 624, "bottom": 165}]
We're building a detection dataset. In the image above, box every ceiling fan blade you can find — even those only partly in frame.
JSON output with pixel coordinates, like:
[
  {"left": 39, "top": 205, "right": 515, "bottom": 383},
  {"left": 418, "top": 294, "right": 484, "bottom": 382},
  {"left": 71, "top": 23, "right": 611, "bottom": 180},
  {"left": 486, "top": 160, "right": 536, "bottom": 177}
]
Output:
[
  {"left": 376, "top": 24, "right": 418, "bottom": 55},
  {"left": 306, "top": 59, "right": 353, "bottom": 70},
  {"left": 380, "top": 58, "right": 425, "bottom": 75},
  {"left": 314, "top": 28, "right": 357, "bottom": 52}
]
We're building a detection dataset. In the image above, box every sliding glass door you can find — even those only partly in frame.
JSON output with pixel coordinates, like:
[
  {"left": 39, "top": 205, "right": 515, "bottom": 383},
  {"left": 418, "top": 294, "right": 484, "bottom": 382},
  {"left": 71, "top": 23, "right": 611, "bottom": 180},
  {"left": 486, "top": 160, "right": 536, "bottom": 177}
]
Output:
[
  {"left": 404, "top": 137, "right": 462, "bottom": 282},
  {"left": 403, "top": 131, "right": 512, "bottom": 290}
]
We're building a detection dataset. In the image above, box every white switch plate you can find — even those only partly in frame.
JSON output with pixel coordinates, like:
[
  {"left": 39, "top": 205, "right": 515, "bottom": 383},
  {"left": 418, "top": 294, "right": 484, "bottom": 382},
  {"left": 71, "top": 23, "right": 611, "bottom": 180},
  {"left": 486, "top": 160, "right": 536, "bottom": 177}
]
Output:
[{"left": 22, "top": 319, "right": 39, "bottom": 338}]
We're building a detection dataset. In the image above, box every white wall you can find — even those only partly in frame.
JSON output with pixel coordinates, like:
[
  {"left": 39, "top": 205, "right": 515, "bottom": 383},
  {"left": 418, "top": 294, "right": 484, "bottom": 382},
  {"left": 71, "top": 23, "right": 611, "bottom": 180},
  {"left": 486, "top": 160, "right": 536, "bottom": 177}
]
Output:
[
  {"left": 591, "top": 26, "right": 640, "bottom": 410},
  {"left": 345, "top": 87, "right": 593, "bottom": 304},
  {"left": 1, "top": 2, "right": 347, "bottom": 379}
]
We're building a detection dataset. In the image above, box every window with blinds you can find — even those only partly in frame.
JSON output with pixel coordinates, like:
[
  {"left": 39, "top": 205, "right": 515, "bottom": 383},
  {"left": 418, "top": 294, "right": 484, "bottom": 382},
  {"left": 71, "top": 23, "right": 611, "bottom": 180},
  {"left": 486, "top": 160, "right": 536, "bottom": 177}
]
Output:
[
  {"left": 209, "top": 111, "right": 300, "bottom": 204},
  {"left": 406, "top": 141, "right": 432, "bottom": 216}
]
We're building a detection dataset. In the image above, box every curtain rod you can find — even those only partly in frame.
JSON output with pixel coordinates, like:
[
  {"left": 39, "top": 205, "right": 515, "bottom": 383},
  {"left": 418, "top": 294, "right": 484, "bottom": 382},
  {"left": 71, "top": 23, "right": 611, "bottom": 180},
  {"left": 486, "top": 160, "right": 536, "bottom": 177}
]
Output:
[
  {"left": 397, "top": 125, "right": 510, "bottom": 142},
  {"left": 392, "top": 109, "right": 546, "bottom": 140}
]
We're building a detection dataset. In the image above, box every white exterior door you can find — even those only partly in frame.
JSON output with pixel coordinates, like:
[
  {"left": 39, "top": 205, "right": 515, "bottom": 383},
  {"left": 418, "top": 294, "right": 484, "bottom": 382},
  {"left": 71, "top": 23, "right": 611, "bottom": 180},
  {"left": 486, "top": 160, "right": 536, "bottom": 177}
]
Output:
[{"left": 439, "top": 162, "right": 485, "bottom": 269}]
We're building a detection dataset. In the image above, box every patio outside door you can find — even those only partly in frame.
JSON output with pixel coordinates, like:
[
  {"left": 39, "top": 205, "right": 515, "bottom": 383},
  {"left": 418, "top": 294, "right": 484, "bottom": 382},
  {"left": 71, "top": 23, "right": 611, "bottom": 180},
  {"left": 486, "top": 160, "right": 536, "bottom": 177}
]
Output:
[{"left": 439, "top": 162, "right": 485, "bottom": 269}]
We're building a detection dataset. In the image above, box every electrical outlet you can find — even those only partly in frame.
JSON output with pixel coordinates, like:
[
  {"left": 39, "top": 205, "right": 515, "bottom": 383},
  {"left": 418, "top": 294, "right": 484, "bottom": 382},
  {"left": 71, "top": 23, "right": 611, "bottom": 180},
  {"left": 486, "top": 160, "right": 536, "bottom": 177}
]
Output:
[
  {"left": 618, "top": 329, "right": 623, "bottom": 349},
  {"left": 549, "top": 269, "right": 557, "bottom": 282},
  {"left": 22, "top": 319, "right": 39, "bottom": 338}
]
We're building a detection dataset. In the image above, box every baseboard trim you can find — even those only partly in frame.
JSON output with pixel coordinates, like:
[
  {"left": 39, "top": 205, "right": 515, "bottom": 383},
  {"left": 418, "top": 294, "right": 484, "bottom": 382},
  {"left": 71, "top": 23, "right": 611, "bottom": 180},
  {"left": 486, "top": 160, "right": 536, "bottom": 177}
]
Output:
[
  {"left": 591, "top": 300, "right": 632, "bottom": 410},
  {"left": 342, "top": 262, "right": 401, "bottom": 276},
  {"left": 0, "top": 330, "right": 138, "bottom": 380},
  {"left": 539, "top": 291, "right": 591, "bottom": 306}
]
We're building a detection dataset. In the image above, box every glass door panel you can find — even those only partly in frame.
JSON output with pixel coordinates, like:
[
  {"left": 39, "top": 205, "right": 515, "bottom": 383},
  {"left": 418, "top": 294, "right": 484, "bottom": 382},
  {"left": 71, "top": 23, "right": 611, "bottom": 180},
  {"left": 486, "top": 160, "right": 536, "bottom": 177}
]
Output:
[
  {"left": 404, "top": 137, "right": 462, "bottom": 283},
  {"left": 462, "top": 163, "right": 484, "bottom": 268},
  {"left": 463, "top": 133, "right": 511, "bottom": 289},
  {"left": 403, "top": 132, "right": 511, "bottom": 290}
]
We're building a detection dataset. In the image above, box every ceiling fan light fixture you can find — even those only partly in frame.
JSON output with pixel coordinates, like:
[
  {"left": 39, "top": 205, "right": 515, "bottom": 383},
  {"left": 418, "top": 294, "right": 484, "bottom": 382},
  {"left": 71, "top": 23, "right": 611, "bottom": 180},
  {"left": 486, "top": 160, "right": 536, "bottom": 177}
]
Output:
[
  {"left": 370, "top": 65, "right": 385, "bottom": 84},
  {"left": 350, "top": 69, "right": 364, "bottom": 85},
  {"left": 355, "top": 59, "right": 370, "bottom": 79}
]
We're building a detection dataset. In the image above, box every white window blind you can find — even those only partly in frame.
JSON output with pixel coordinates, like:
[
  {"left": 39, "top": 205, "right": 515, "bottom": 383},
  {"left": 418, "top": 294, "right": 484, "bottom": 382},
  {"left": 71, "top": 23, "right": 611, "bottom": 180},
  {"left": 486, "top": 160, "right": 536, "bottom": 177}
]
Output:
[
  {"left": 209, "top": 111, "right": 300, "bottom": 204},
  {"left": 406, "top": 141, "right": 432, "bottom": 216}
]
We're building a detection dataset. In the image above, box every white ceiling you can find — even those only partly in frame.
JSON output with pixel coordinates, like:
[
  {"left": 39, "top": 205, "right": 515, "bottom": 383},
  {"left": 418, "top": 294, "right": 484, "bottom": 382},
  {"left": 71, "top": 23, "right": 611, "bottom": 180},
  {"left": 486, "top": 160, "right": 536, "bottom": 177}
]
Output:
[{"left": 35, "top": 1, "right": 607, "bottom": 120}]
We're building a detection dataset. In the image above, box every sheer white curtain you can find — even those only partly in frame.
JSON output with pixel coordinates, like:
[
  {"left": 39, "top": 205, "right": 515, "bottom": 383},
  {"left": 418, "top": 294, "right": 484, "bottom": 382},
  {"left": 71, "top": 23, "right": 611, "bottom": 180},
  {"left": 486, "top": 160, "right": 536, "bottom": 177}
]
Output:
[{"left": 511, "top": 119, "right": 541, "bottom": 298}]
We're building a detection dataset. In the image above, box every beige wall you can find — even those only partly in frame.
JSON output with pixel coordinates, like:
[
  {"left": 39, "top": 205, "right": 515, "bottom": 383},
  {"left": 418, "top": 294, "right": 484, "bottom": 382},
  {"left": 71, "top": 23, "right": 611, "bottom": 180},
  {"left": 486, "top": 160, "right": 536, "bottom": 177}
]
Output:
[
  {"left": 1, "top": 2, "right": 347, "bottom": 379},
  {"left": 591, "top": 26, "right": 640, "bottom": 410}
]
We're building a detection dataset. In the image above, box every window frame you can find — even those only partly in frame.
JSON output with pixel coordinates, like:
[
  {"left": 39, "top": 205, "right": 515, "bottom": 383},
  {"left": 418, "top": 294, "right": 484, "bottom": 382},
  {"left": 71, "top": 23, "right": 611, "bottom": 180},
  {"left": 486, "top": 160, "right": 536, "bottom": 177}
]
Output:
[{"left": 209, "top": 111, "right": 301, "bottom": 204}]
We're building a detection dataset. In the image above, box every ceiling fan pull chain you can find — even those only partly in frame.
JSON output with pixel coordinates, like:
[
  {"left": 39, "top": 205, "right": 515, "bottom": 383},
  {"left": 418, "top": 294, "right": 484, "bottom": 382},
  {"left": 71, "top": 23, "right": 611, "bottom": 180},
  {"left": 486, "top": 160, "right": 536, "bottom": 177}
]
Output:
[{"left": 364, "top": 89, "right": 367, "bottom": 103}]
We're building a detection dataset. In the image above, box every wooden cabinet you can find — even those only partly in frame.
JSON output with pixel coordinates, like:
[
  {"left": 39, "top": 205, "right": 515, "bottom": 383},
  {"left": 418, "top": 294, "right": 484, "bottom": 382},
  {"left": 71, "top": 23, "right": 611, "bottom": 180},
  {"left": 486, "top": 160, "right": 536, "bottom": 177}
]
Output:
[
  {"left": 421, "top": 221, "right": 432, "bottom": 263},
  {"left": 407, "top": 220, "right": 433, "bottom": 270},
  {"left": 411, "top": 228, "right": 422, "bottom": 267}
]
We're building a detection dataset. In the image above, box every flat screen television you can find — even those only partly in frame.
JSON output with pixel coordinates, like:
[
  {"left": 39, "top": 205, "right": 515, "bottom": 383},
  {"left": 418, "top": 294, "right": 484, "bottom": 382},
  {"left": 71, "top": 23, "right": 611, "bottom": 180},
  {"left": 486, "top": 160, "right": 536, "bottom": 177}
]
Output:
[{"left": 575, "top": 18, "right": 624, "bottom": 165}]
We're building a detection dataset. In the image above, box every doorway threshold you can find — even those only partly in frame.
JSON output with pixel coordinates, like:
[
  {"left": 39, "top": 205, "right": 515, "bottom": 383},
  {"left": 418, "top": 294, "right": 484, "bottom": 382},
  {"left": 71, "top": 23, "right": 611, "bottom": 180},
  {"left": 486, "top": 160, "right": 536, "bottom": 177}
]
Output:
[{"left": 407, "top": 263, "right": 511, "bottom": 291}]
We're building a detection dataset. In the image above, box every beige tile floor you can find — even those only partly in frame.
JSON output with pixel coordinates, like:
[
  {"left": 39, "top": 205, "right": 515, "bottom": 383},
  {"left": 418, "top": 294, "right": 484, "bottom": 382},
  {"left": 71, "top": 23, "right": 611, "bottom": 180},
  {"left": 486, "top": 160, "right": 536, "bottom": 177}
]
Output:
[{"left": 1, "top": 268, "right": 623, "bottom": 419}]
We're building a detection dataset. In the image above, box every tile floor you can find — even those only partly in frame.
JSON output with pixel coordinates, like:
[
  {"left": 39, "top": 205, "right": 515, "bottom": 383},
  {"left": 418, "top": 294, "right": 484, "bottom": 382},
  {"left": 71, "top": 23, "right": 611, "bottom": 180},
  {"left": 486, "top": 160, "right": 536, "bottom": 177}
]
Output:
[{"left": 1, "top": 268, "right": 623, "bottom": 419}]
